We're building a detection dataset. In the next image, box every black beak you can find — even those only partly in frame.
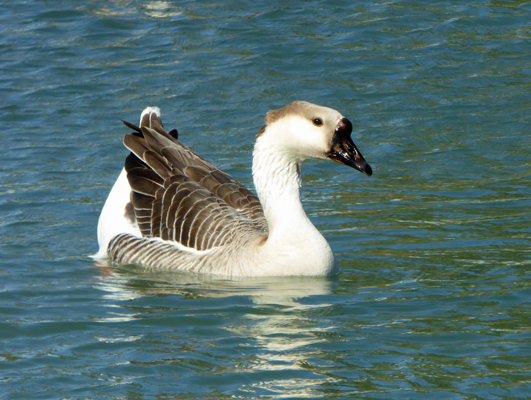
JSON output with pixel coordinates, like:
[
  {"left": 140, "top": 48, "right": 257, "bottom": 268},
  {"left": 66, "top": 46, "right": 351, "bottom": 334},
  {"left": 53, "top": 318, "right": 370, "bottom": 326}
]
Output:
[{"left": 327, "top": 118, "right": 372, "bottom": 176}]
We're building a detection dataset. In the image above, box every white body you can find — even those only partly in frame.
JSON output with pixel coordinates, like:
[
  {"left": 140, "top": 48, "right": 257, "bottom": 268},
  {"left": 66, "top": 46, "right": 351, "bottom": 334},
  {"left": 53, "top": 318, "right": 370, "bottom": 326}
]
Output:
[
  {"left": 94, "top": 168, "right": 141, "bottom": 259},
  {"left": 94, "top": 103, "right": 369, "bottom": 277}
]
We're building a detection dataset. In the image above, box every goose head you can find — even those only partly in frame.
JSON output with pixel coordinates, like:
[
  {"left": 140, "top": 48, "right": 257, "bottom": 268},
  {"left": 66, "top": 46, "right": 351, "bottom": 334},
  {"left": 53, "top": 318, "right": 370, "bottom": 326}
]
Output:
[{"left": 256, "top": 101, "right": 372, "bottom": 176}]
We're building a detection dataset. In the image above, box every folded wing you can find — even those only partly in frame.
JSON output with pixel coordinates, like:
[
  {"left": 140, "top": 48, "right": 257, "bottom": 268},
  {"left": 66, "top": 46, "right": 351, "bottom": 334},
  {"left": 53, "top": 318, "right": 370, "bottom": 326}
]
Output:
[{"left": 121, "top": 112, "right": 268, "bottom": 253}]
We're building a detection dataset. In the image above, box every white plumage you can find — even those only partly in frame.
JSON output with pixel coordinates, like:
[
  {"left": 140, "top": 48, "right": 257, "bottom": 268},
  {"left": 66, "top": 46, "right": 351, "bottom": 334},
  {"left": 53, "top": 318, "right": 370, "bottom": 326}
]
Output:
[{"left": 95, "top": 102, "right": 372, "bottom": 277}]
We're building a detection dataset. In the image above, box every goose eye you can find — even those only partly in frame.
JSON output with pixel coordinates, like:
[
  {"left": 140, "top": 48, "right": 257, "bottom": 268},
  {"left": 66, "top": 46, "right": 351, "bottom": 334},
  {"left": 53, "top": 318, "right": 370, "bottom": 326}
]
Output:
[{"left": 312, "top": 118, "right": 323, "bottom": 127}]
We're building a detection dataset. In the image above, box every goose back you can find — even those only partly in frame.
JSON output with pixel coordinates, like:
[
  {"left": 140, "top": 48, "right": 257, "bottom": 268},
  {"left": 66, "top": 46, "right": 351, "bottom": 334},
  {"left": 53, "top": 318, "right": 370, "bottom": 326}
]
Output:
[{"left": 108, "top": 111, "right": 268, "bottom": 269}]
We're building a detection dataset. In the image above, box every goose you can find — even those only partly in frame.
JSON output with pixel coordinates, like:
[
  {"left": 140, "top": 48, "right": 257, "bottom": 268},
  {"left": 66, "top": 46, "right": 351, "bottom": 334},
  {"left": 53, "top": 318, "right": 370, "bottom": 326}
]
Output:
[{"left": 95, "top": 101, "right": 372, "bottom": 277}]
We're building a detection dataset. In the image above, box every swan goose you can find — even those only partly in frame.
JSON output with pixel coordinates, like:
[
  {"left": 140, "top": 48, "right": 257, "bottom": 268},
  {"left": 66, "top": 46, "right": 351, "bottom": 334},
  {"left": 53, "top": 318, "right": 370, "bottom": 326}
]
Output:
[{"left": 95, "top": 101, "right": 372, "bottom": 277}]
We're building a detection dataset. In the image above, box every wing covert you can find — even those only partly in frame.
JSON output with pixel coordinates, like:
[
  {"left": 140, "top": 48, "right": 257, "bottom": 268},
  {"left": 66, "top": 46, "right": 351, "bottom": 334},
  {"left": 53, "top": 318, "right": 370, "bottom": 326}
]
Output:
[{"left": 121, "top": 114, "right": 268, "bottom": 252}]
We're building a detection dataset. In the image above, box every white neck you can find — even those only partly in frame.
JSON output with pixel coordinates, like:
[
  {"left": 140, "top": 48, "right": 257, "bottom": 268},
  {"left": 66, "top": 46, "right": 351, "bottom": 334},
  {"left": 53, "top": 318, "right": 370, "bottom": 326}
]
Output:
[
  {"left": 252, "top": 138, "right": 337, "bottom": 275},
  {"left": 253, "top": 142, "right": 305, "bottom": 234}
]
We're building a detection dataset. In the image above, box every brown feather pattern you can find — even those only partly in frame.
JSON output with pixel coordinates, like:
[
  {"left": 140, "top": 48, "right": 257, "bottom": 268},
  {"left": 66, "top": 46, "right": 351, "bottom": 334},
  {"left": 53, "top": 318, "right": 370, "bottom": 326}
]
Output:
[{"left": 109, "top": 111, "right": 268, "bottom": 267}]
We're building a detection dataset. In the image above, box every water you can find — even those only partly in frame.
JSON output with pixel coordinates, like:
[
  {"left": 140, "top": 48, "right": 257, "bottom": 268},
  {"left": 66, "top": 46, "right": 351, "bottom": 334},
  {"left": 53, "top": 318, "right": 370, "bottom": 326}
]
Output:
[{"left": 1, "top": 1, "right": 530, "bottom": 398}]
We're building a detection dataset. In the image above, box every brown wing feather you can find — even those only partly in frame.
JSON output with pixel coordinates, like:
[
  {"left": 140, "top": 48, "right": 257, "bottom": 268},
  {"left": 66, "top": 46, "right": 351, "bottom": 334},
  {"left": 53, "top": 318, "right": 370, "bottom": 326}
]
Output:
[{"left": 121, "top": 110, "right": 268, "bottom": 252}]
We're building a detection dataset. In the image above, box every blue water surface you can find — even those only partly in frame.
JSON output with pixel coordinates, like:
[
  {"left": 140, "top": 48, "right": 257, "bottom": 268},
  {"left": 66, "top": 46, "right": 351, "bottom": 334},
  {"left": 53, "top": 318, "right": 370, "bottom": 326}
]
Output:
[{"left": 1, "top": 1, "right": 530, "bottom": 399}]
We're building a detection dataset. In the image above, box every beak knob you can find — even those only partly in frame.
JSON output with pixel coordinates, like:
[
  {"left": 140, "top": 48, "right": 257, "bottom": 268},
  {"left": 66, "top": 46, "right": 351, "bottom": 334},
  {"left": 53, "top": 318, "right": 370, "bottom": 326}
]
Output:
[{"left": 335, "top": 118, "right": 353, "bottom": 136}]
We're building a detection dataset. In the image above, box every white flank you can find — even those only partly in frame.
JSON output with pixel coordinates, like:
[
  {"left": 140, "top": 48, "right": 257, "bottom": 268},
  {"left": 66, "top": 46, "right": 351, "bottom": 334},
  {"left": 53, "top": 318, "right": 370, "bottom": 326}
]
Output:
[{"left": 93, "top": 168, "right": 140, "bottom": 259}]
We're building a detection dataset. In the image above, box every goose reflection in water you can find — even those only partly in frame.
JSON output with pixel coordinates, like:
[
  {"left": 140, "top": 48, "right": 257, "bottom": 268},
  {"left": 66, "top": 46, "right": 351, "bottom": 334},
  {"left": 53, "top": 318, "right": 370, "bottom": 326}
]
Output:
[{"left": 92, "top": 264, "right": 337, "bottom": 398}]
